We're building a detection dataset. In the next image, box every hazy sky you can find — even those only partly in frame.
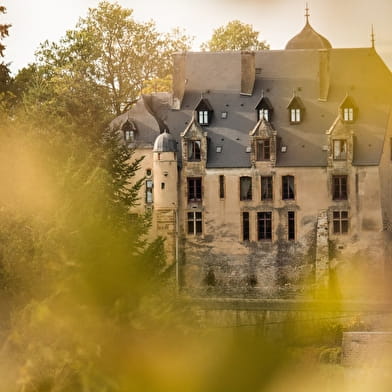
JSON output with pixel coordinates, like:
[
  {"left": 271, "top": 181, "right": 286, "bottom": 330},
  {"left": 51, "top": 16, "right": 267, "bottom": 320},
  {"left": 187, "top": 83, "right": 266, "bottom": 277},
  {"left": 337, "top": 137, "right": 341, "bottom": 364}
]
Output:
[{"left": 2, "top": 0, "right": 392, "bottom": 74}]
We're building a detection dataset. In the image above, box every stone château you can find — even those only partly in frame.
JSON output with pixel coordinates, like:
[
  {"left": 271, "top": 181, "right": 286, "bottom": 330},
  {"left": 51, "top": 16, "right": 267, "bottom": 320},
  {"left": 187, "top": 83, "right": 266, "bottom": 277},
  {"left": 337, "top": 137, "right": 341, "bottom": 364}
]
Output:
[{"left": 111, "top": 12, "right": 392, "bottom": 299}]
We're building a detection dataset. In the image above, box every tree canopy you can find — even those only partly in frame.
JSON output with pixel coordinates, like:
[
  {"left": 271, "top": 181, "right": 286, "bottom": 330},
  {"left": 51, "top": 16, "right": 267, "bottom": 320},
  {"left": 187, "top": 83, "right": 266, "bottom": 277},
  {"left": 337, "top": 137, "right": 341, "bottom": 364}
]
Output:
[
  {"left": 0, "top": 5, "right": 10, "bottom": 57},
  {"left": 33, "top": 1, "right": 192, "bottom": 118},
  {"left": 201, "top": 20, "right": 269, "bottom": 51}
]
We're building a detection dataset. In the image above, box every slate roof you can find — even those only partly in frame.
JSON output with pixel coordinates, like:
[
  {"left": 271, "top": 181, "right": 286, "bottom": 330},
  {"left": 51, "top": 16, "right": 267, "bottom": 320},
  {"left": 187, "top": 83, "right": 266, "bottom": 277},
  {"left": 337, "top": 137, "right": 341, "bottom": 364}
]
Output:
[{"left": 112, "top": 47, "right": 392, "bottom": 168}]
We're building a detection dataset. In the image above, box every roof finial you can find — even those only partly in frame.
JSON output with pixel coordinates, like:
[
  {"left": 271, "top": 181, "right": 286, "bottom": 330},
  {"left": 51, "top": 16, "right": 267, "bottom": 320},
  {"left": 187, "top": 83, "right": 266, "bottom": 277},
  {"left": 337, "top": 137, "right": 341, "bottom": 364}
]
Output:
[
  {"left": 305, "top": 2, "right": 310, "bottom": 24},
  {"left": 261, "top": 89, "right": 264, "bottom": 98},
  {"left": 371, "top": 24, "right": 375, "bottom": 49},
  {"left": 200, "top": 91, "right": 204, "bottom": 99}
]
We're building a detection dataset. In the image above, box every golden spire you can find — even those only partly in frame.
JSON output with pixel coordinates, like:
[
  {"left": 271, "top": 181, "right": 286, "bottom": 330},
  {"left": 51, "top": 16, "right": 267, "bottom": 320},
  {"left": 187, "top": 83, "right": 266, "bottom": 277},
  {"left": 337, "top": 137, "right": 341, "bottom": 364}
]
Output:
[
  {"left": 371, "top": 24, "right": 375, "bottom": 49},
  {"left": 305, "top": 2, "right": 310, "bottom": 24}
]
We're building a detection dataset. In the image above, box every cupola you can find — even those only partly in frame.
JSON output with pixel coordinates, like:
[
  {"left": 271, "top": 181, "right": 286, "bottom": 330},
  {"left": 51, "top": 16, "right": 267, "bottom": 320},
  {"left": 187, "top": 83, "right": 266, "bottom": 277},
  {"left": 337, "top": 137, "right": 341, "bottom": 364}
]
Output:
[
  {"left": 153, "top": 130, "right": 177, "bottom": 152},
  {"left": 285, "top": 6, "right": 332, "bottom": 50}
]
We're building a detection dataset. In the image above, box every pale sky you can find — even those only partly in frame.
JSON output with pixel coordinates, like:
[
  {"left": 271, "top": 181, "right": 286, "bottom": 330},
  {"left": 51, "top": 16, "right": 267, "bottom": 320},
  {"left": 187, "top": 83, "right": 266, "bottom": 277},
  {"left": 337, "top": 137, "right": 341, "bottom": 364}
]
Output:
[{"left": 2, "top": 0, "right": 392, "bottom": 74}]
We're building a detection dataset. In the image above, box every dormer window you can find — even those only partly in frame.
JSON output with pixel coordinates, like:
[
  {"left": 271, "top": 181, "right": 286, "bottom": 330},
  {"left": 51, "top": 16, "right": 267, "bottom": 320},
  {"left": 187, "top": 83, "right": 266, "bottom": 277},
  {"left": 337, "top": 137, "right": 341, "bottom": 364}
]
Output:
[
  {"left": 290, "top": 108, "right": 301, "bottom": 123},
  {"left": 198, "top": 110, "right": 209, "bottom": 125},
  {"left": 124, "top": 129, "right": 134, "bottom": 142},
  {"left": 122, "top": 120, "right": 136, "bottom": 143},
  {"left": 195, "top": 97, "right": 213, "bottom": 126},
  {"left": 287, "top": 95, "right": 305, "bottom": 124},
  {"left": 340, "top": 95, "right": 357, "bottom": 123},
  {"left": 333, "top": 139, "right": 347, "bottom": 160},
  {"left": 258, "top": 109, "right": 269, "bottom": 121},
  {"left": 343, "top": 108, "right": 354, "bottom": 122},
  {"left": 255, "top": 96, "right": 273, "bottom": 122}
]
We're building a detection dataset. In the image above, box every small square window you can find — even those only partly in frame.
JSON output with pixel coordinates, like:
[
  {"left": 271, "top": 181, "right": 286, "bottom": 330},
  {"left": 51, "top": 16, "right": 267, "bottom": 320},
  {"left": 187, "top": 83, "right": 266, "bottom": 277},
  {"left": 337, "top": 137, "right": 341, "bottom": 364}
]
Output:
[
  {"left": 221, "top": 111, "right": 228, "bottom": 119},
  {"left": 216, "top": 146, "right": 222, "bottom": 153}
]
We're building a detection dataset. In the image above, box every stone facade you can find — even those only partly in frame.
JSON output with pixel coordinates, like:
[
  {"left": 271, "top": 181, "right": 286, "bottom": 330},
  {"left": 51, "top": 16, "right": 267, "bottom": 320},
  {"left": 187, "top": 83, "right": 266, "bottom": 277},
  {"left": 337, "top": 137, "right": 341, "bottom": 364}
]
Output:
[{"left": 112, "top": 16, "right": 392, "bottom": 301}]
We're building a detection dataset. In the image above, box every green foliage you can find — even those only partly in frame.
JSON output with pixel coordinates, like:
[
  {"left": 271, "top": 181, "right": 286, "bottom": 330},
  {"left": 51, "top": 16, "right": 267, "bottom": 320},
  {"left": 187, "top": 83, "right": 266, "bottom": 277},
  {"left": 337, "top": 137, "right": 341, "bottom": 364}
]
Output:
[
  {"left": 0, "top": 5, "right": 10, "bottom": 57},
  {"left": 201, "top": 20, "right": 269, "bottom": 51},
  {"left": 31, "top": 1, "right": 192, "bottom": 119}
]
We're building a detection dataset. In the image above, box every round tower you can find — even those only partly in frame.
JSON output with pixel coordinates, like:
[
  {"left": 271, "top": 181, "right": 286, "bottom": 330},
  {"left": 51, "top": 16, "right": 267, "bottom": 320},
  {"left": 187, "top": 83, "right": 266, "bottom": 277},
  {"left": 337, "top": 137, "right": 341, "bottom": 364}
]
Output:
[{"left": 152, "top": 130, "right": 178, "bottom": 266}]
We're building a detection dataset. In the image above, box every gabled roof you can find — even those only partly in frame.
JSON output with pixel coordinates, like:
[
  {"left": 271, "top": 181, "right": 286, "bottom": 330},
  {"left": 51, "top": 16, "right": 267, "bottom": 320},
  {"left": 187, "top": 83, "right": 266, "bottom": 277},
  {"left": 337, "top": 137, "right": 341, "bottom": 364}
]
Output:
[
  {"left": 287, "top": 95, "right": 305, "bottom": 109},
  {"left": 250, "top": 118, "right": 276, "bottom": 138},
  {"left": 113, "top": 48, "right": 392, "bottom": 168},
  {"left": 181, "top": 113, "right": 205, "bottom": 139},
  {"left": 195, "top": 97, "right": 213, "bottom": 112},
  {"left": 255, "top": 96, "right": 273, "bottom": 110},
  {"left": 339, "top": 94, "right": 357, "bottom": 109}
]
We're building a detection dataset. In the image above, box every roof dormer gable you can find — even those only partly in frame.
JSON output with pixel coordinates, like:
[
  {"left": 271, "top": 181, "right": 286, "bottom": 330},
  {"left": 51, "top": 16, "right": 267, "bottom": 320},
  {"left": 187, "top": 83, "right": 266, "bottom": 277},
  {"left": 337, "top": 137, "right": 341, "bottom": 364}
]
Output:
[
  {"left": 249, "top": 118, "right": 276, "bottom": 139},
  {"left": 255, "top": 96, "right": 273, "bottom": 121},
  {"left": 195, "top": 97, "right": 213, "bottom": 125},
  {"left": 339, "top": 94, "right": 357, "bottom": 123},
  {"left": 181, "top": 113, "right": 206, "bottom": 140},
  {"left": 287, "top": 95, "right": 305, "bottom": 124}
]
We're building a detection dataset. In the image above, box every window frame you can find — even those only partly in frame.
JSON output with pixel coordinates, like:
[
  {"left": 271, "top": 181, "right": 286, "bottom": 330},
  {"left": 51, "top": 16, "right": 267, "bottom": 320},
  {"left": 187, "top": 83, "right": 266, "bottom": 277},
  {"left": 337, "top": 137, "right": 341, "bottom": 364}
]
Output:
[
  {"left": 332, "top": 175, "right": 348, "bottom": 200},
  {"left": 188, "top": 140, "right": 201, "bottom": 161},
  {"left": 332, "top": 210, "right": 349, "bottom": 235},
  {"left": 333, "top": 139, "right": 347, "bottom": 161},
  {"left": 219, "top": 175, "right": 225, "bottom": 199},
  {"left": 124, "top": 129, "right": 134, "bottom": 142},
  {"left": 343, "top": 107, "right": 354, "bottom": 122},
  {"left": 187, "top": 211, "right": 202, "bottom": 235},
  {"left": 242, "top": 211, "right": 250, "bottom": 241},
  {"left": 198, "top": 110, "right": 209, "bottom": 125},
  {"left": 282, "top": 175, "right": 295, "bottom": 200},
  {"left": 261, "top": 176, "right": 273, "bottom": 201},
  {"left": 288, "top": 211, "right": 295, "bottom": 240},
  {"left": 257, "top": 211, "right": 272, "bottom": 241},
  {"left": 256, "top": 139, "right": 271, "bottom": 161},
  {"left": 187, "top": 177, "right": 202, "bottom": 202},
  {"left": 290, "top": 108, "right": 301, "bottom": 123},
  {"left": 258, "top": 108, "right": 269, "bottom": 121},
  {"left": 240, "top": 176, "right": 252, "bottom": 201},
  {"left": 145, "top": 179, "right": 153, "bottom": 204}
]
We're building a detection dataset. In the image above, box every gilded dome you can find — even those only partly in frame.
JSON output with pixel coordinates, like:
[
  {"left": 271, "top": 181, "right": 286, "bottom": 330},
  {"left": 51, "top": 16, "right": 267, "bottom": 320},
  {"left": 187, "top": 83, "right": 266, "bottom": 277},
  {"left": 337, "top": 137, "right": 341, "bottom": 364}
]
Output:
[{"left": 285, "top": 21, "right": 332, "bottom": 50}]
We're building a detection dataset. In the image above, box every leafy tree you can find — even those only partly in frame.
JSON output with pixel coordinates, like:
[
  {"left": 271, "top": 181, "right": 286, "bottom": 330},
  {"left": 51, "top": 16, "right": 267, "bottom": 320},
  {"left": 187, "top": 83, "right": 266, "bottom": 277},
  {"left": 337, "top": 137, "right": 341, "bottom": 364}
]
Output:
[
  {"left": 0, "top": 6, "right": 12, "bottom": 111},
  {"left": 33, "top": 1, "right": 192, "bottom": 118},
  {"left": 201, "top": 20, "right": 269, "bottom": 51},
  {"left": 0, "top": 5, "right": 10, "bottom": 57}
]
